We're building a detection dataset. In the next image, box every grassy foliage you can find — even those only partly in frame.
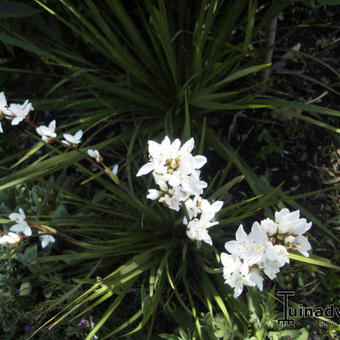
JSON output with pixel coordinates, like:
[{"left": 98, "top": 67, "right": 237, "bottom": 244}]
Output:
[{"left": 0, "top": 1, "right": 339, "bottom": 339}]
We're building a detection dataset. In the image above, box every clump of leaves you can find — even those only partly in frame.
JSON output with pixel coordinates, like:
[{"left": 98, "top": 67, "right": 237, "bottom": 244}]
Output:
[
  {"left": 256, "top": 128, "right": 284, "bottom": 162},
  {"left": 159, "top": 288, "right": 311, "bottom": 339},
  {"left": 0, "top": 242, "right": 89, "bottom": 339}
]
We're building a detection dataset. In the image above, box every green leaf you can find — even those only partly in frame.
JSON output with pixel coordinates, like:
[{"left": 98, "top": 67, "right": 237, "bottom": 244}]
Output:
[
  {"left": 268, "top": 327, "right": 309, "bottom": 340},
  {"left": 91, "top": 190, "right": 106, "bottom": 203},
  {"left": 19, "top": 282, "right": 32, "bottom": 296},
  {"left": 53, "top": 204, "right": 69, "bottom": 219},
  {"left": 23, "top": 244, "right": 38, "bottom": 265},
  {"left": 43, "top": 284, "right": 56, "bottom": 299},
  {"left": 289, "top": 253, "right": 340, "bottom": 270},
  {"left": 209, "top": 175, "right": 244, "bottom": 201},
  {"left": 182, "top": 92, "right": 191, "bottom": 142},
  {"left": 212, "top": 64, "right": 271, "bottom": 90},
  {"left": 85, "top": 280, "right": 135, "bottom": 340},
  {"left": 103, "top": 164, "right": 119, "bottom": 185}
]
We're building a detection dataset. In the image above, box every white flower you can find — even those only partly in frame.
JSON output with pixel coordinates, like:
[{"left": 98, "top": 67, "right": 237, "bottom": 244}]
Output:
[
  {"left": 220, "top": 253, "right": 255, "bottom": 298},
  {"left": 249, "top": 268, "right": 264, "bottom": 291},
  {"left": 255, "top": 244, "right": 289, "bottom": 280},
  {"left": 136, "top": 136, "right": 178, "bottom": 177},
  {"left": 186, "top": 221, "right": 210, "bottom": 245},
  {"left": 36, "top": 120, "right": 57, "bottom": 142},
  {"left": 183, "top": 197, "right": 222, "bottom": 225},
  {"left": 0, "top": 232, "right": 21, "bottom": 245},
  {"left": 5, "top": 99, "right": 34, "bottom": 125},
  {"left": 274, "top": 208, "right": 312, "bottom": 235},
  {"left": 259, "top": 259, "right": 281, "bottom": 280},
  {"left": 224, "top": 224, "right": 251, "bottom": 258},
  {"left": 186, "top": 215, "right": 217, "bottom": 246},
  {"left": 148, "top": 178, "right": 189, "bottom": 211},
  {"left": 9, "top": 208, "right": 31, "bottom": 236},
  {"left": 146, "top": 181, "right": 182, "bottom": 211},
  {"left": 265, "top": 243, "right": 290, "bottom": 267},
  {"left": 220, "top": 210, "right": 312, "bottom": 297},
  {"left": 0, "top": 92, "right": 9, "bottom": 113},
  {"left": 200, "top": 199, "right": 223, "bottom": 221},
  {"left": 284, "top": 235, "right": 295, "bottom": 245},
  {"left": 0, "top": 94, "right": 5, "bottom": 109},
  {"left": 183, "top": 196, "right": 202, "bottom": 220},
  {"left": 162, "top": 195, "right": 181, "bottom": 211},
  {"left": 146, "top": 189, "right": 161, "bottom": 200},
  {"left": 259, "top": 208, "right": 312, "bottom": 257},
  {"left": 221, "top": 253, "right": 242, "bottom": 278},
  {"left": 62, "top": 130, "right": 83, "bottom": 146},
  {"left": 275, "top": 209, "right": 312, "bottom": 257},
  {"left": 259, "top": 218, "right": 277, "bottom": 235},
  {"left": 87, "top": 149, "right": 101, "bottom": 162},
  {"left": 136, "top": 136, "right": 207, "bottom": 185},
  {"left": 184, "top": 197, "right": 222, "bottom": 244},
  {"left": 112, "top": 164, "right": 119, "bottom": 175},
  {"left": 291, "top": 235, "right": 312, "bottom": 257},
  {"left": 158, "top": 181, "right": 184, "bottom": 211},
  {"left": 0, "top": 92, "right": 9, "bottom": 133},
  {"left": 246, "top": 222, "right": 269, "bottom": 265},
  {"left": 185, "top": 196, "right": 223, "bottom": 218},
  {"left": 180, "top": 169, "right": 207, "bottom": 196},
  {"left": 38, "top": 231, "right": 55, "bottom": 248},
  {"left": 10, "top": 221, "right": 32, "bottom": 236},
  {"left": 259, "top": 209, "right": 312, "bottom": 237},
  {"left": 9, "top": 208, "right": 26, "bottom": 223}
]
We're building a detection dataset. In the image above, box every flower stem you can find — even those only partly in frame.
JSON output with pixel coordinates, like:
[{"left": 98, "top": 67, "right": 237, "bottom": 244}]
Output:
[{"left": 181, "top": 200, "right": 191, "bottom": 224}]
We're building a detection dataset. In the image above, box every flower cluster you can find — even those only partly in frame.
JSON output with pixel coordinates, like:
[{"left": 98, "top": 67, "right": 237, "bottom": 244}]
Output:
[
  {"left": 0, "top": 91, "right": 124, "bottom": 255},
  {"left": 1, "top": 89, "right": 317, "bottom": 301},
  {"left": 137, "top": 136, "right": 223, "bottom": 245},
  {"left": 9, "top": 208, "right": 32, "bottom": 236},
  {"left": 0, "top": 91, "right": 124, "bottom": 254},
  {"left": 0, "top": 92, "right": 34, "bottom": 132},
  {"left": 0, "top": 208, "right": 55, "bottom": 248},
  {"left": 0, "top": 91, "right": 85, "bottom": 147},
  {"left": 0, "top": 92, "right": 118, "bottom": 179},
  {"left": 220, "top": 208, "right": 312, "bottom": 297}
]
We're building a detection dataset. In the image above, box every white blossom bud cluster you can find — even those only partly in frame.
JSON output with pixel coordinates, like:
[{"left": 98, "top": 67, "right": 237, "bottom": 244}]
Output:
[
  {"left": 220, "top": 208, "right": 312, "bottom": 298},
  {"left": 0, "top": 208, "right": 55, "bottom": 248},
  {"left": 0, "top": 91, "right": 84, "bottom": 147},
  {"left": 0, "top": 91, "right": 121, "bottom": 252},
  {"left": 136, "top": 136, "right": 223, "bottom": 245},
  {"left": 0, "top": 92, "right": 34, "bottom": 132}
]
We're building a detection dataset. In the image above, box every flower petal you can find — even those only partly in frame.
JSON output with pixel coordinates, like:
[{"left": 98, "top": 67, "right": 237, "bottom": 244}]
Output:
[
  {"left": 49, "top": 120, "right": 56, "bottom": 130},
  {"left": 180, "top": 137, "right": 194, "bottom": 154},
  {"left": 136, "top": 162, "right": 154, "bottom": 177},
  {"left": 23, "top": 223, "right": 32, "bottom": 236},
  {"left": 146, "top": 189, "right": 160, "bottom": 200},
  {"left": 193, "top": 155, "right": 207, "bottom": 169},
  {"left": 9, "top": 224, "right": 24, "bottom": 233},
  {"left": 75, "top": 130, "right": 83, "bottom": 140},
  {"left": 148, "top": 140, "right": 160, "bottom": 158}
]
